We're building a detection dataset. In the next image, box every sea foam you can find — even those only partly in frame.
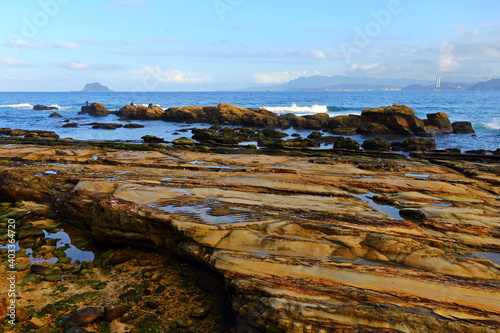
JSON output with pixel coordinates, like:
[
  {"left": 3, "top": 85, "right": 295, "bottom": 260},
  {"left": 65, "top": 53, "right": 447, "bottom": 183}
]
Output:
[
  {"left": 0, "top": 103, "right": 34, "bottom": 109},
  {"left": 262, "top": 103, "right": 328, "bottom": 114},
  {"left": 483, "top": 118, "right": 500, "bottom": 130}
]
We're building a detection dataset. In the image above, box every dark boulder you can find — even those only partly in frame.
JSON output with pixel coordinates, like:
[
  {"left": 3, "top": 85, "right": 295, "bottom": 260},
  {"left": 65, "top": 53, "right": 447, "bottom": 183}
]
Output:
[
  {"left": 33, "top": 104, "right": 58, "bottom": 111},
  {"left": 142, "top": 135, "right": 164, "bottom": 143},
  {"left": 333, "top": 137, "right": 360, "bottom": 150},
  {"left": 62, "top": 123, "right": 78, "bottom": 128},
  {"left": 123, "top": 123, "right": 145, "bottom": 128},
  {"left": 49, "top": 112, "right": 63, "bottom": 117},
  {"left": 79, "top": 103, "right": 109, "bottom": 117},
  {"left": 91, "top": 123, "right": 123, "bottom": 130},
  {"left": 425, "top": 112, "right": 452, "bottom": 134},
  {"left": 452, "top": 121, "right": 475, "bottom": 134},
  {"left": 65, "top": 307, "right": 102, "bottom": 329},
  {"left": 401, "top": 138, "right": 436, "bottom": 151},
  {"left": 328, "top": 115, "right": 362, "bottom": 129},
  {"left": 362, "top": 138, "right": 391, "bottom": 151},
  {"left": 357, "top": 122, "right": 391, "bottom": 135}
]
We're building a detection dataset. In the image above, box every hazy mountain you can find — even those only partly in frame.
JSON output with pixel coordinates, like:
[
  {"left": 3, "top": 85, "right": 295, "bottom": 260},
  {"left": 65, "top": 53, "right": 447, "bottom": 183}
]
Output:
[
  {"left": 467, "top": 79, "right": 500, "bottom": 91},
  {"left": 75, "top": 82, "right": 113, "bottom": 92},
  {"left": 244, "top": 75, "right": 434, "bottom": 91}
]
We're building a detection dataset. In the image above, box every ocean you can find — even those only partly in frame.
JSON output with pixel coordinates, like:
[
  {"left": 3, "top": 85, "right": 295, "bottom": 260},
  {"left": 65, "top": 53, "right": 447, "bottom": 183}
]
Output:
[{"left": 0, "top": 91, "right": 498, "bottom": 151}]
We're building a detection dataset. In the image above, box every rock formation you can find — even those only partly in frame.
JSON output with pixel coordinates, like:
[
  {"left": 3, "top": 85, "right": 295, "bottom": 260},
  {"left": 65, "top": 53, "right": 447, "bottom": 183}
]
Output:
[
  {"left": 0, "top": 143, "right": 498, "bottom": 332},
  {"left": 78, "top": 103, "right": 109, "bottom": 117},
  {"left": 114, "top": 105, "right": 164, "bottom": 120},
  {"left": 33, "top": 105, "right": 59, "bottom": 111}
]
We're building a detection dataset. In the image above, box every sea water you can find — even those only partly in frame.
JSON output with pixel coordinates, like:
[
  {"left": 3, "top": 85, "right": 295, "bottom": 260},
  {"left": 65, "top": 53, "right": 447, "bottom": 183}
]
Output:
[{"left": 0, "top": 91, "right": 498, "bottom": 151}]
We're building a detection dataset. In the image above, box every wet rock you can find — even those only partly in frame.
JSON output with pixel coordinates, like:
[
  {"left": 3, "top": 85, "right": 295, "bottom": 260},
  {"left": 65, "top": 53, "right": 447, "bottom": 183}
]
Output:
[
  {"left": 30, "top": 265, "right": 55, "bottom": 275},
  {"left": 189, "top": 305, "right": 211, "bottom": 319},
  {"left": 401, "top": 138, "right": 436, "bottom": 151},
  {"left": 360, "top": 104, "right": 424, "bottom": 135},
  {"left": 65, "top": 307, "right": 102, "bottom": 328},
  {"left": 146, "top": 300, "right": 161, "bottom": 309},
  {"left": 49, "top": 112, "right": 63, "bottom": 117},
  {"left": 16, "top": 307, "right": 32, "bottom": 321},
  {"left": 307, "top": 131, "right": 323, "bottom": 139},
  {"left": 172, "top": 137, "right": 195, "bottom": 146},
  {"left": 333, "top": 137, "right": 360, "bottom": 150},
  {"left": 66, "top": 291, "right": 101, "bottom": 304},
  {"left": 119, "top": 289, "right": 142, "bottom": 303},
  {"left": 33, "top": 105, "right": 58, "bottom": 111},
  {"left": 400, "top": 208, "right": 426, "bottom": 221},
  {"left": 23, "top": 273, "right": 42, "bottom": 283},
  {"left": 425, "top": 112, "right": 453, "bottom": 134},
  {"left": 465, "top": 149, "right": 488, "bottom": 155},
  {"left": 357, "top": 122, "right": 391, "bottom": 135},
  {"left": 18, "top": 226, "right": 45, "bottom": 239},
  {"left": 328, "top": 114, "right": 362, "bottom": 130},
  {"left": 78, "top": 103, "right": 108, "bottom": 117},
  {"left": 362, "top": 138, "right": 391, "bottom": 151},
  {"left": 91, "top": 123, "right": 123, "bottom": 130},
  {"left": 103, "top": 305, "right": 127, "bottom": 322},
  {"left": 62, "top": 123, "right": 79, "bottom": 128},
  {"left": 15, "top": 263, "right": 29, "bottom": 271},
  {"left": 259, "top": 128, "right": 288, "bottom": 139},
  {"left": 109, "top": 251, "right": 131, "bottom": 265},
  {"left": 452, "top": 121, "right": 475, "bottom": 134},
  {"left": 41, "top": 304, "right": 57, "bottom": 317},
  {"left": 115, "top": 105, "right": 164, "bottom": 121},
  {"left": 43, "top": 273, "right": 62, "bottom": 282},
  {"left": 25, "top": 130, "right": 60, "bottom": 138},
  {"left": 142, "top": 135, "right": 164, "bottom": 143},
  {"left": 123, "top": 123, "right": 145, "bottom": 128},
  {"left": 28, "top": 317, "right": 45, "bottom": 329}
]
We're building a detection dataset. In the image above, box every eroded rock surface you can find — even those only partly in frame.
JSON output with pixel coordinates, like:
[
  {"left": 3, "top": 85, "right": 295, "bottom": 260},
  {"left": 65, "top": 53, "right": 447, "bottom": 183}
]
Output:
[{"left": 0, "top": 144, "right": 498, "bottom": 332}]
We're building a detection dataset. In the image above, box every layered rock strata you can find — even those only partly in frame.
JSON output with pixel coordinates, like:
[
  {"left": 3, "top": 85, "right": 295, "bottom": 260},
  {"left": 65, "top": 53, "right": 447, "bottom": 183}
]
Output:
[{"left": 0, "top": 144, "right": 498, "bottom": 332}]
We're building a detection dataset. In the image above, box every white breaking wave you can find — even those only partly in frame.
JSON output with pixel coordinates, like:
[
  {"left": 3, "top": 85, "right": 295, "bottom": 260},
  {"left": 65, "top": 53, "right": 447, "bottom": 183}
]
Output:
[
  {"left": 483, "top": 118, "right": 500, "bottom": 130},
  {"left": 0, "top": 103, "right": 34, "bottom": 109},
  {"left": 262, "top": 103, "right": 328, "bottom": 114}
]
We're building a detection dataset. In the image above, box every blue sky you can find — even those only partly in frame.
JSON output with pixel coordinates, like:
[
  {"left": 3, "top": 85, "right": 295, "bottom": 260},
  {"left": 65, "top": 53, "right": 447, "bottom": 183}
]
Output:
[{"left": 1, "top": 0, "right": 499, "bottom": 91}]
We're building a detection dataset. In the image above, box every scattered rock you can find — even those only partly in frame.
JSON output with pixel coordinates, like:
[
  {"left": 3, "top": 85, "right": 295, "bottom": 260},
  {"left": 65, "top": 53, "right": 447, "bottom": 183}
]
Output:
[
  {"left": 18, "top": 226, "right": 45, "bottom": 239},
  {"left": 41, "top": 304, "right": 58, "bottom": 317},
  {"left": 28, "top": 317, "right": 45, "bottom": 329},
  {"left": 401, "top": 138, "right": 436, "bottom": 151},
  {"left": 333, "top": 137, "right": 360, "bottom": 150},
  {"left": 172, "top": 137, "right": 195, "bottom": 145},
  {"left": 103, "top": 305, "right": 127, "bottom": 322},
  {"left": 49, "top": 112, "right": 63, "bottom": 117},
  {"left": 452, "top": 121, "right": 475, "bottom": 134},
  {"left": 66, "top": 291, "right": 102, "bottom": 304},
  {"left": 65, "top": 307, "right": 102, "bottom": 328},
  {"left": 62, "top": 123, "right": 79, "bottom": 128},
  {"left": 123, "top": 123, "right": 145, "bottom": 128},
  {"left": 91, "top": 123, "right": 123, "bottom": 130},
  {"left": 33, "top": 105, "right": 58, "bottom": 111},
  {"left": 30, "top": 265, "right": 55, "bottom": 276},
  {"left": 109, "top": 251, "right": 131, "bottom": 265},
  {"left": 425, "top": 112, "right": 453, "bottom": 134},
  {"left": 362, "top": 138, "right": 391, "bottom": 151},
  {"left": 142, "top": 135, "right": 164, "bottom": 143}
]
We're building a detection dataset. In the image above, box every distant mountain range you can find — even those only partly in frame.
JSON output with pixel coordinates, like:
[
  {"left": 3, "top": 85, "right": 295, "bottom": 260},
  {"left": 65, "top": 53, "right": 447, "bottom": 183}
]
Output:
[
  {"left": 243, "top": 75, "right": 500, "bottom": 92},
  {"left": 73, "top": 82, "right": 113, "bottom": 92}
]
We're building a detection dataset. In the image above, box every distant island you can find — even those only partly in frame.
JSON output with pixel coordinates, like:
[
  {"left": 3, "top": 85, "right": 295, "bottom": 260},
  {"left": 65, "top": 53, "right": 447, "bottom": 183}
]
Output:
[{"left": 73, "top": 82, "right": 113, "bottom": 92}]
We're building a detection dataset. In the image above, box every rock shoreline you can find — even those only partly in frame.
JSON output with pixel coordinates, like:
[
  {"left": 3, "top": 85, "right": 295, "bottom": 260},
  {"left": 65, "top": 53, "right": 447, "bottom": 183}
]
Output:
[{"left": 0, "top": 141, "right": 499, "bottom": 332}]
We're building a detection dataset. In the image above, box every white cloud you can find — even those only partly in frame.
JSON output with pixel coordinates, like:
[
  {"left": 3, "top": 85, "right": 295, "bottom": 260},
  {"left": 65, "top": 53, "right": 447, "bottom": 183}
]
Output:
[
  {"left": 253, "top": 70, "right": 320, "bottom": 84},
  {"left": 438, "top": 42, "right": 460, "bottom": 73},
  {"left": 2, "top": 39, "right": 79, "bottom": 50},
  {"left": 130, "top": 66, "right": 212, "bottom": 83},
  {"left": 54, "top": 61, "right": 91, "bottom": 70},
  {"left": 52, "top": 41, "right": 80, "bottom": 50},
  {"left": 348, "top": 63, "right": 397, "bottom": 76},
  {"left": 309, "top": 50, "right": 327, "bottom": 59},
  {"left": 0, "top": 57, "right": 33, "bottom": 67}
]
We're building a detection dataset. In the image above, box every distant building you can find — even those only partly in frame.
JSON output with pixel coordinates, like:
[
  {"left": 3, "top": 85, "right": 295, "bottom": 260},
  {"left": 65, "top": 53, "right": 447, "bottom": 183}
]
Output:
[{"left": 436, "top": 76, "right": 441, "bottom": 88}]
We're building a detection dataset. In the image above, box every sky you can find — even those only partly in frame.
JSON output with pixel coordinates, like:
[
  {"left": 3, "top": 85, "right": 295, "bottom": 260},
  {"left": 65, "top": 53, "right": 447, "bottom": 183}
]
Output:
[{"left": 1, "top": 0, "right": 499, "bottom": 91}]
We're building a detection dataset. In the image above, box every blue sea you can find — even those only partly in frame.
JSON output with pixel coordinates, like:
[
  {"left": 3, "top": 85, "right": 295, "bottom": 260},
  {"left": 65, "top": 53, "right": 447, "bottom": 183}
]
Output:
[{"left": 0, "top": 91, "right": 498, "bottom": 151}]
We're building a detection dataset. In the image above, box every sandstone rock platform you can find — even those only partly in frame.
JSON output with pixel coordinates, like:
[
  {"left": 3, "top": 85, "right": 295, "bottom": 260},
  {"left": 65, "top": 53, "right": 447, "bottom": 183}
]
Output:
[{"left": 0, "top": 143, "right": 498, "bottom": 332}]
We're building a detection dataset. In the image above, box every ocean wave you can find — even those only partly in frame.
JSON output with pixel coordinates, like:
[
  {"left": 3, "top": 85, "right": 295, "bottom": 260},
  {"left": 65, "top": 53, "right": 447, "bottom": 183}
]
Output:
[
  {"left": 0, "top": 103, "right": 34, "bottom": 109},
  {"left": 262, "top": 103, "right": 328, "bottom": 114},
  {"left": 483, "top": 118, "right": 500, "bottom": 130}
]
